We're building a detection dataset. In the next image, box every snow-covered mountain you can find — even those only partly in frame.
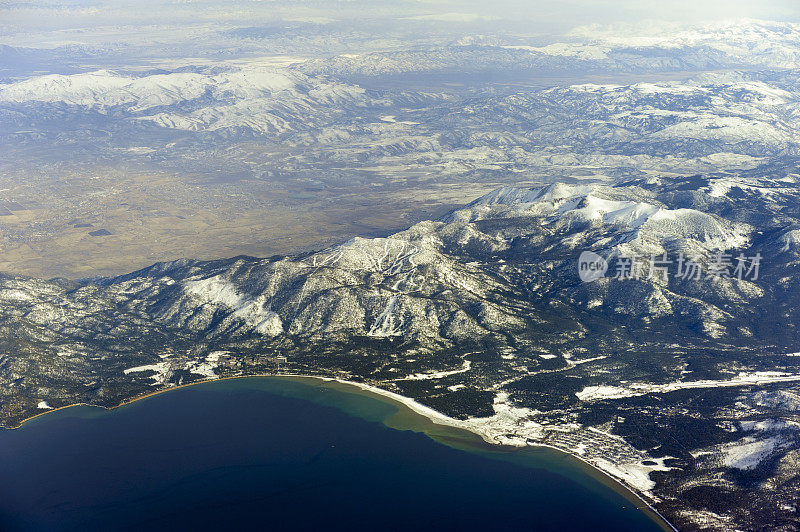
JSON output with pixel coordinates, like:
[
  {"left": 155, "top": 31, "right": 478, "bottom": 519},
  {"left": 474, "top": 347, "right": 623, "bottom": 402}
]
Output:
[
  {"left": 3, "top": 65, "right": 798, "bottom": 176},
  {"left": 0, "top": 67, "right": 373, "bottom": 135},
  {"left": 2, "top": 175, "right": 800, "bottom": 532},
  {"left": 297, "top": 20, "right": 800, "bottom": 79},
  {"left": 4, "top": 15, "right": 800, "bottom": 532},
  {"left": 542, "top": 19, "right": 800, "bottom": 70},
  {"left": 449, "top": 72, "right": 800, "bottom": 158}
]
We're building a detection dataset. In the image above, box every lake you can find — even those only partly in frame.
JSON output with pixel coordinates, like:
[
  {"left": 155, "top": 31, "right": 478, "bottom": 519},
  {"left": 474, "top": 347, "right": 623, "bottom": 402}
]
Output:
[{"left": 0, "top": 377, "right": 669, "bottom": 531}]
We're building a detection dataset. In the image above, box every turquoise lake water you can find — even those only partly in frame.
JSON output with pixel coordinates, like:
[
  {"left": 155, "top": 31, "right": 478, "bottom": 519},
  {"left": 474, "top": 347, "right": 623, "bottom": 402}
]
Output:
[{"left": 0, "top": 377, "right": 667, "bottom": 531}]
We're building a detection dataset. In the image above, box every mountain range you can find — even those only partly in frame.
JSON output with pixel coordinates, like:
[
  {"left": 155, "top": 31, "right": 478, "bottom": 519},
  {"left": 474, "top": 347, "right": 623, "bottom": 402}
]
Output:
[{"left": 2, "top": 175, "right": 800, "bottom": 530}]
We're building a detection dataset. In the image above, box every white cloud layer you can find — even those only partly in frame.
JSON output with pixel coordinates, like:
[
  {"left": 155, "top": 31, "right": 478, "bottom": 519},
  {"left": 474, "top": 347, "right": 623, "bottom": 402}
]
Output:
[{"left": 2, "top": 0, "right": 798, "bottom": 37}]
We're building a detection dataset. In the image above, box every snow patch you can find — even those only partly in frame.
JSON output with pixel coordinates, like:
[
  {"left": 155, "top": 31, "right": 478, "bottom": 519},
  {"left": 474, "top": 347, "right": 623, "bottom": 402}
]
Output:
[
  {"left": 577, "top": 371, "right": 800, "bottom": 401},
  {"left": 722, "top": 436, "right": 785, "bottom": 470},
  {"left": 123, "top": 362, "right": 171, "bottom": 385}
]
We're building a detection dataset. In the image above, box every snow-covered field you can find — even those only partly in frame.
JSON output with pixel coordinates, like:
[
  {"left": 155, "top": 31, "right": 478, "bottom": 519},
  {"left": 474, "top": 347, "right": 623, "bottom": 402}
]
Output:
[{"left": 577, "top": 372, "right": 800, "bottom": 402}]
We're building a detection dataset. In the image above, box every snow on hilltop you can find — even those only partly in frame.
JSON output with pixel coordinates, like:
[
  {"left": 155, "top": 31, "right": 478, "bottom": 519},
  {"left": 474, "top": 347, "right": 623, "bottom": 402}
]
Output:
[
  {"left": 453, "top": 182, "right": 751, "bottom": 253},
  {"left": 0, "top": 67, "right": 370, "bottom": 134},
  {"left": 557, "top": 19, "right": 800, "bottom": 69}
]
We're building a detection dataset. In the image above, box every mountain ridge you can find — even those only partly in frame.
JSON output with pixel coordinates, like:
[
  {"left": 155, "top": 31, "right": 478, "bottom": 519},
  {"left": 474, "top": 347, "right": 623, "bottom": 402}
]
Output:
[{"left": 1, "top": 175, "right": 799, "bottom": 529}]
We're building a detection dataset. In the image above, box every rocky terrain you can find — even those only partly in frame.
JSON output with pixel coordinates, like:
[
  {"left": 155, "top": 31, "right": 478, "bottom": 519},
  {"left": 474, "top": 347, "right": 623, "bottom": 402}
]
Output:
[
  {"left": 4, "top": 10, "right": 800, "bottom": 531},
  {"left": 1, "top": 175, "right": 800, "bottom": 531}
]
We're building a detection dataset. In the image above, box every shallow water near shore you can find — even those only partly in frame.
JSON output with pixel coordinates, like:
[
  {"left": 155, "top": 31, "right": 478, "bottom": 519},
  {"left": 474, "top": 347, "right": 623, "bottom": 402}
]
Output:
[{"left": 0, "top": 376, "right": 668, "bottom": 531}]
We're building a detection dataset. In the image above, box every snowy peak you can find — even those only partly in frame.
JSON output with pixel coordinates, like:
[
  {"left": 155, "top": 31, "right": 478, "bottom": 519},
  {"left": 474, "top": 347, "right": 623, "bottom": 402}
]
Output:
[
  {"left": 458, "top": 181, "right": 752, "bottom": 251},
  {"left": 4, "top": 173, "right": 796, "bottom": 350},
  {"left": 0, "top": 67, "right": 371, "bottom": 135},
  {"left": 1, "top": 68, "right": 310, "bottom": 108},
  {"left": 467, "top": 183, "right": 594, "bottom": 207},
  {"left": 0, "top": 70, "right": 135, "bottom": 106},
  {"left": 560, "top": 19, "right": 800, "bottom": 69}
]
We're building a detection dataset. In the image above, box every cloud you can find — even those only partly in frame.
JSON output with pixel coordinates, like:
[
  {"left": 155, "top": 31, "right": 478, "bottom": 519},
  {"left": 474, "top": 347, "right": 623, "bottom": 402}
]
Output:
[
  {"left": 408, "top": 0, "right": 800, "bottom": 31},
  {"left": 403, "top": 13, "right": 500, "bottom": 22},
  {"left": 2, "top": 0, "right": 798, "bottom": 43}
]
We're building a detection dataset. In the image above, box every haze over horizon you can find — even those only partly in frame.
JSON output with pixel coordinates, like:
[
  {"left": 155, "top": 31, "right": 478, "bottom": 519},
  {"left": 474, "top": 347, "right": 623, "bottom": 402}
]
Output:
[
  {"left": 3, "top": 0, "right": 800, "bottom": 44},
  {"left": 4, "top": 2, "right": 800, "bottom": 532}
]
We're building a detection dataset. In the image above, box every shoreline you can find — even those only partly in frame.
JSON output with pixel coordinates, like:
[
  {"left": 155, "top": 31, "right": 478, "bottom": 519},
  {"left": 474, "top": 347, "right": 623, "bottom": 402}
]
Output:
[
  {"left": 320, "top": 377, "right": 678, "bottom": 532},
  {"left": 4, "top": 373, "right": 677, "bottom": 532}
]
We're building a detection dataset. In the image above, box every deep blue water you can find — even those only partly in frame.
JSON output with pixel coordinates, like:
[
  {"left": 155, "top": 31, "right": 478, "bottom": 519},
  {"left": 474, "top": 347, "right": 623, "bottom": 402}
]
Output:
[{"left": 0, "top": 378, "right": 665, "bottom": 531}]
